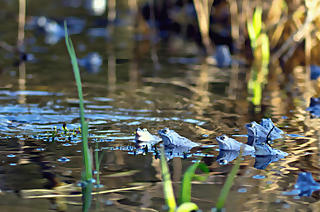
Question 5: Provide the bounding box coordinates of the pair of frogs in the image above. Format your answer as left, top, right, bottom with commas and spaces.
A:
215, 119, 288, 167
135, 118, 288, 161
135, 128, 198, 150
216, 118, 288, 157
135, 128, 199, 160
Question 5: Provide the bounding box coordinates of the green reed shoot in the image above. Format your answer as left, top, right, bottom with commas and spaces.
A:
160, 147, 176, 212
260, 34, 270, 67
179, 162, 209, 204
64, 22, 92, 181
160, 147, 210, 211
160, 146, 241, 211
95, 143, 104, 186
247, 7, 270, 106
247, 7, 270, 65
176, 202, 199, 212
247, 7, 262, 50
214, 149, 241, 211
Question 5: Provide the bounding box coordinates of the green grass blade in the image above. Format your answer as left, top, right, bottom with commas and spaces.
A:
253, 7, 262, 38
252, 79, 262, 106
247, 21, 257, 50
176, 202, 199, 212
179, 162, 209, 204
64, 21, 92, 181
215, 150, 241, 210
260, 33, 270, 66
179, 163, 198, 204
160, 147, 176, 211
95, 143, 104, 186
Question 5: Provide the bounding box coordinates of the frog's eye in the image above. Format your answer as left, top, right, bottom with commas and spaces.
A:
221, 136, 225, 140
164, 128, 170, 134
143, 128, 147, 131
248, 123, 252, 127
218, 159, 228, 165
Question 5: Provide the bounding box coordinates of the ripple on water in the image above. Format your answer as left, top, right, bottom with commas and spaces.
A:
92, 97, 113, 102
0, 90, 63, 97
62, 143, 72, 146
238, 188, 247, 193
57, 157, 70, 163
252, 175, 266, 179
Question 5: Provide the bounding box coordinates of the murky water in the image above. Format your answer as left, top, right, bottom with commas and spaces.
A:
0, 1, 319, 211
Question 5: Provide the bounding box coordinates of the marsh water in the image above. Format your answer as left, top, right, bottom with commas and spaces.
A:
0, 1, 319, 211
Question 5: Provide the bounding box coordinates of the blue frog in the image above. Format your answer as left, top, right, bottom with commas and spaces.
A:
246, 118, 284, 140
158, 128, 199, 149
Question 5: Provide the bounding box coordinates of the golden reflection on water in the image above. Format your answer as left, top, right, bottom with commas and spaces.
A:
191, 63, 210, 115
17, 0, 26, 104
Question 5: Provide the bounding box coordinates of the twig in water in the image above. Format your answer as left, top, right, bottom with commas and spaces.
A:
266, 126, 275, 145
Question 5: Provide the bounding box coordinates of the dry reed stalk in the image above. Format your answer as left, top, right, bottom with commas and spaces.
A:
193, 0, 214, 54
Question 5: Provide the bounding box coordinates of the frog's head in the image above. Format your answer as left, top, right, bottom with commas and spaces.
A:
215, 134, 231, 149
216, 134, 228, 144
245, 121, 259, 137
135, 128, 153, 142
158, 128, 174, 146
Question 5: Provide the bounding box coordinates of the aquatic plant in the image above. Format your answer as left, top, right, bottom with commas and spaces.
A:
193, 0, 214, 54
247, 7, 270, 66
94, 143, 104, 187
160, 146, 208, 211
213, 149, 242, 211
160, 147, 176, 212
179, 162, 209, 204
64, 22, 92, 181
247, 7, 270, 107
160, 147, 240, 211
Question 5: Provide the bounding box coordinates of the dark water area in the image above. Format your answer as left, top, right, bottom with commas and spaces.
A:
0, 0, 319, 211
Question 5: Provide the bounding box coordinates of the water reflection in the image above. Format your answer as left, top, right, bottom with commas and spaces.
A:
86, 0, 106, 16
18, 0, 26, 104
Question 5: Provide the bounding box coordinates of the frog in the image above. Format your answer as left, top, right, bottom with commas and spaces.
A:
245, 118, 284, 140
135, 128, 161, 149
254, 154, 285, 170
78, 52, 102, 73
215, 135, 255, 153
306, 97, 320, 118
158, 128, 199, 149
254, 141, 288, 157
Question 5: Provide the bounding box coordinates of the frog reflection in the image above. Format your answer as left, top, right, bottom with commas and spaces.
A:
215, 135, 288, 168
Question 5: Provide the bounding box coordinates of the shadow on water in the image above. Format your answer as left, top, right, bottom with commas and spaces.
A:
0, 0, 319, 211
